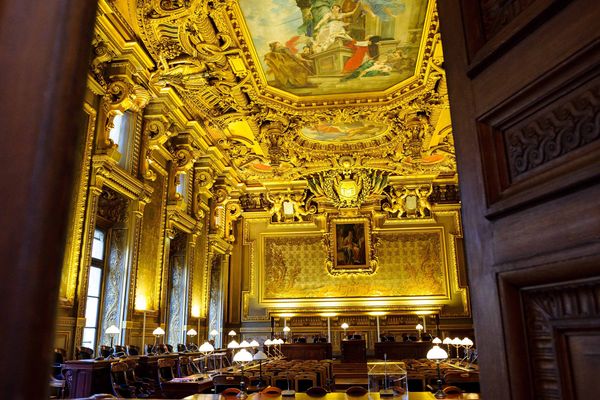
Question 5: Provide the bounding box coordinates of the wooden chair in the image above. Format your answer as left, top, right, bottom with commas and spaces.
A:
306, 386, 328, 397
110, 362, 136, 398
444, 372, 480, 393
76, 346, 94, 360
345, 386, 368, 397
272, 373, 295, 391
178, 356, 195, 377
294, 373, 317, 392
157, 358, 176, 382
123, 358, 152, 397
100, 345, 113, 358
213, 374, 244, 393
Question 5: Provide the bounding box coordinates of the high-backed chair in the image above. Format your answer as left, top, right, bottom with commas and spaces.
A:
100, 345, 113, 358
126, 345, 139, 356
178, 356, 195, 377
122, 358, 152, 397
444, 372, 480, 393
294, 373, 317, 392
157, 358, 176, 383
213, 374, 244, 393
76, 346, 94, 360
110, 362, 136, 398
272, 373, 295, 391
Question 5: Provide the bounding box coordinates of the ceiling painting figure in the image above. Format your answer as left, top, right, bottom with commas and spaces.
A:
239, 0, 430, 96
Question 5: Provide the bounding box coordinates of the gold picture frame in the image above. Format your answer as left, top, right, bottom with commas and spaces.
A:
327, 217, 377, 275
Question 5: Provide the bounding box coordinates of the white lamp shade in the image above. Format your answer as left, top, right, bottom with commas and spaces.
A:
442, 337, 452, 345
187, 328, 198, 336
228, 330, 237, 336
283, 326, 291, 333
341, 323, 349, 329
153, 327, 165, 336
253, 350, 268, 361
233, 348, 253, 363
227, 340, 240, 349
416, 324, 424, 330
240, 340, 251, 348
432, 337, 442, 344
250, 339, 259, 347
461, 337, 474, 346
199, 341, 215, 353
274, 338, 283, 344
452, 337, 462, 345
210, 329, 219, 336
426, 345, 448, 361
264, 339, 273, 346
105, 325, 120, 335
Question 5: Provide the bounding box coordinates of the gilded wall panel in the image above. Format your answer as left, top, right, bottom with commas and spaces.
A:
136, 170, 166, 310
262, 229, 447, 300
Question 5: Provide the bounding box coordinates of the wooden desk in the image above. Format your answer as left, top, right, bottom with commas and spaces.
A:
280, 343, 333, 360
341, 340, 367, 362
63, 353, 193, 398
374, 342, 432, 360
62, 359, 113, 398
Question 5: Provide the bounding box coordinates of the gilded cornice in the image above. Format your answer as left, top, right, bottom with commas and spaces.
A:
92, 155, 154, 201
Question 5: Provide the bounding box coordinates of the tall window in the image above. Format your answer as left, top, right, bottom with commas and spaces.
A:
108, 112, 133, 169
82, 228, 106, 350
176, 172, 187, 203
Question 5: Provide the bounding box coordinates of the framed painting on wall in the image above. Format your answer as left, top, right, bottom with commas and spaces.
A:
328, 217, 376, 275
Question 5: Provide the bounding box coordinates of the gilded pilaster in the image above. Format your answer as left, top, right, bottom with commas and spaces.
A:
59, 103, 97, 306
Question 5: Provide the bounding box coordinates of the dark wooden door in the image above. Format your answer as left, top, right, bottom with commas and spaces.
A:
437, 0, 600, 399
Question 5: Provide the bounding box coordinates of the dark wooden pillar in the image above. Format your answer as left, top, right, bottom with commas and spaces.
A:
0, 1, 98, 398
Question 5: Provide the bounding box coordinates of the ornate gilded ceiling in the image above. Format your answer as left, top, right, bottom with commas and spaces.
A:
120, 0, 454, 188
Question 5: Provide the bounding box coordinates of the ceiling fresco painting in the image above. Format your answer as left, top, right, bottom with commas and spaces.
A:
128, 0, 453, 186
300, 121, 389, 142
239, 0, 430, 96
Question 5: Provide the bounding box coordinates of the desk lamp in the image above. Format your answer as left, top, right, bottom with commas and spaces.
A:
253, 349, 268, 389
427, 345, 448, 398
199, 341, 215, 375
186, 328, 198, 351
233, 348, 253, 398
105, 325, 120, 349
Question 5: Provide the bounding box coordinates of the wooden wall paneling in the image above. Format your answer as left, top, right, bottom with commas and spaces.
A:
0, 1, 99, 397
438, 0, 600, 399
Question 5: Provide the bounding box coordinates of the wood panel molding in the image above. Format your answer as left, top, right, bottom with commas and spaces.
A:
461, 0, 567, 76
475, 40, 600, 216
522, 278, 600, 400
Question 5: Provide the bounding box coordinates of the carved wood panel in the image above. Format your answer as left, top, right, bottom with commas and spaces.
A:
477, 65, 600, 211
522, 278, 600, 400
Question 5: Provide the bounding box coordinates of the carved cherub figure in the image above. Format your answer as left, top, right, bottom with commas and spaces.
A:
416, 185, 433, 217
265, 191, 285, 222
